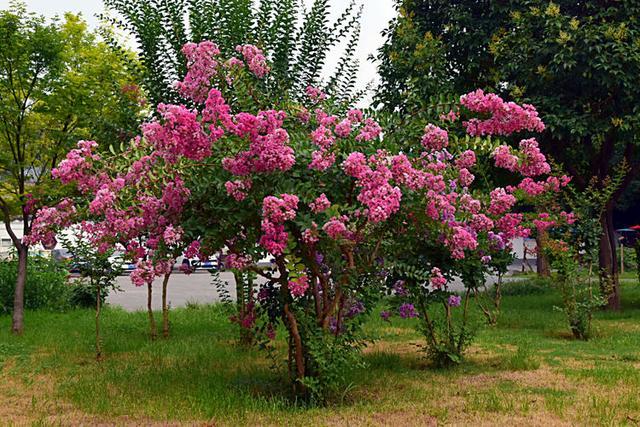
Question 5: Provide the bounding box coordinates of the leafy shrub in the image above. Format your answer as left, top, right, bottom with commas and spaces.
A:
0, 256, 70, 315
68, 280, 106, 308
497, 277, 554, 297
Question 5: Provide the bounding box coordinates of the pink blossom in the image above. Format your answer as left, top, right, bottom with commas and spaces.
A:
497, 214, 530, 239
163, 225, 183, 246
175, 41, 220, 102
323, 216, 351, 240
225, 179, 252, 201
458, 168, 475, 187
460, 89, 545, 136
143, 104, 212, 162
488, 188, 517, 216
455, 150, 476, 169
560, 211, 577, 225
305, 86, 327, 102
89, 186, 116, 215
334, 119, 352, 138
355, 118, 382, 142
493, 145, 519, 172
131, 260, 156, 287
25, 199, 76, 247
226, 253, 253, 269
430, 267, 447, 289
421, 124, 449, 151
311, 125, 336, 148
184, 240, 201, 259
308, 150, 336, 171
343, 152, 368, 179
518, 138, 551, 177
347, 109, 364, 123
289, 275, 310, 297
235, 45, 269, 78
309, 194, 331, 213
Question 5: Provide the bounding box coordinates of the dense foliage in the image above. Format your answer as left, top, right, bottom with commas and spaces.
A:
0, 257, 69, 315
103, 0, 364, 107
27, 37, 571, 400
376, 0, 640, 309
0, 2, 144, 333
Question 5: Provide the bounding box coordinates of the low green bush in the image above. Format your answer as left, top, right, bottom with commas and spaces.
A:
0, 256, 71, 315
495, 277, 554, 297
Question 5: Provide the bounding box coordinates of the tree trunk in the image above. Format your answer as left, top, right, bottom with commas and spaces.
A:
162, 272, 171, 338
536, 230, 551, 277
96, 283, 102, 361
599, 205, 620, 310
11, 244, 28, 335
147, 281, 157, 340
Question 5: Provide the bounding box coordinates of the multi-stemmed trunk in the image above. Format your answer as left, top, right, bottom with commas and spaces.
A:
275, 244, 357, 398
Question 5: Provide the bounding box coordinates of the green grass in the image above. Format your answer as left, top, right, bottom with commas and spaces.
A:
1, 280, 640, 425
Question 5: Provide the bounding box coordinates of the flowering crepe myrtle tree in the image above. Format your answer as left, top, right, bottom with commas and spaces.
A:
26, 135, 193, 340
379, 90, 574, 365
29, 42, 569, 398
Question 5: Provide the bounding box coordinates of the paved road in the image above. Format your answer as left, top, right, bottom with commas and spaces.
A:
107, 270, 508, 312
108, 271, 239, 311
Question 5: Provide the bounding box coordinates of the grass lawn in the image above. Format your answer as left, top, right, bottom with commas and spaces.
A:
1, 279, 640, 426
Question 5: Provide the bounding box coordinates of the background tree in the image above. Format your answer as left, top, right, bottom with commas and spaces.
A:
376, 0, 640, 309
0, 2, 143, 334
103, 0, 364, 108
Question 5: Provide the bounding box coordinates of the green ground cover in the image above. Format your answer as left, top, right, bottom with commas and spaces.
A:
1, 279, 640, 425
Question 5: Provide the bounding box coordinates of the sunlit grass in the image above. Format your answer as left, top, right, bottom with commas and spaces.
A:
1, 281, 640, 425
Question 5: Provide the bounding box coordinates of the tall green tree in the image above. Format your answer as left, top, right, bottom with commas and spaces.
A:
376, 0, 640, 309
103, 0, 364, 108
0, 2, 143, 334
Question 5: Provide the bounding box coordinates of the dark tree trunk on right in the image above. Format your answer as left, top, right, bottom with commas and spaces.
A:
599, 204, 620, 310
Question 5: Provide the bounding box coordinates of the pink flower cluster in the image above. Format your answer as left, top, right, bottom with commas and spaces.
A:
356, 118, 382, 142
343, 152, 402, 223
259, 194, 299, 255
421, 124, 449, 151
225, 179, 252, 201
307, 108, 367, 172
305, 86, 327, 102
222, 111, 295, 176
52, 140, 101, 193
309, 194, 331, 213
225, 253, 253, 270
236, 45, 269, 78
176, 41, 220, 102
518, 138, 551, 177
322, 216, 352, 240
143, 104, 214, 162
488, 188, 517, 216
25, 199, 76, 248
430, 267, 447, 289
460, 89, 545, 136
289, 275, 310, 297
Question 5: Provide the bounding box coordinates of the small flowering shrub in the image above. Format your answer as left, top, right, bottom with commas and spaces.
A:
544, 178, 620, 340
380, 89, 572, 365
28, 42, 569, 398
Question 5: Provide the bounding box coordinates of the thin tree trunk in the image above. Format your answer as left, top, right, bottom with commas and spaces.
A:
147, 281, 157, 340
162, 272, 171, 338
96, 283, 102, 361
599, 206, 620, 310
11, 244, 28, 335
536, 230, 551, 277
